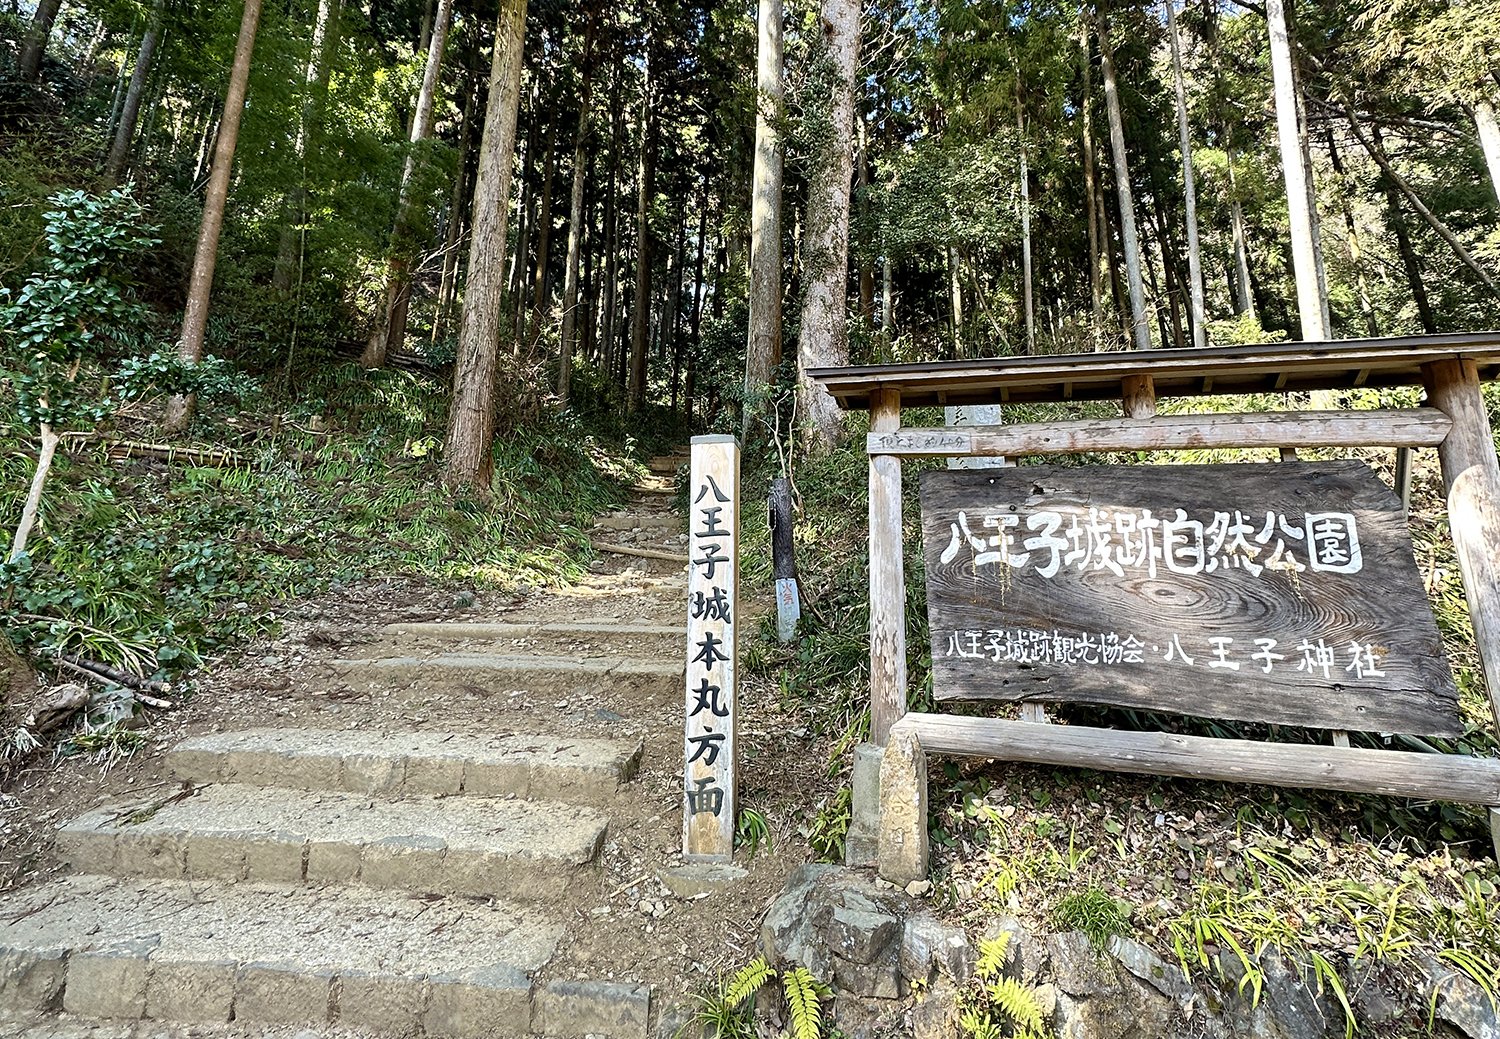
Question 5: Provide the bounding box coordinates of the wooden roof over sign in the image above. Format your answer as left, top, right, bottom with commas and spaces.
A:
805, 331, 1500, 410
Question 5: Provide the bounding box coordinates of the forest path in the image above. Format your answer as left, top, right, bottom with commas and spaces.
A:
0, 450, 794, 1039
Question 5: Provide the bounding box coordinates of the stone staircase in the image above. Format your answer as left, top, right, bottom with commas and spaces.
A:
0, 454, 699, 1038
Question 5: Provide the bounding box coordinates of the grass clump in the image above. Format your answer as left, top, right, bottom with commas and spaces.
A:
1052, 888, 1132, 951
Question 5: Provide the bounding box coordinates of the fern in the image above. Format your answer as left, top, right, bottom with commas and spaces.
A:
987, 976, 1046, 1033
782, 966, 826, 1039
724, 955, 775, 1009
960, 1008, 1006, 1039
975, 932, 1013, 980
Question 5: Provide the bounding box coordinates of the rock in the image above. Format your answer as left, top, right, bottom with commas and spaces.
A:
828, 906, 900, 966
845, 743, 883, 867
659, 862, 747, 899
1108, 936, 1192, 1005
902, 912, 972, 984
984, 916, 1047, 981
910, 979, 960, 1039
761, 864, 842, 978
876, 732, 928, 884
832, 992, 901, 1039
832, 941, 903, 1000
1218, 947, 1332, 1039
1349, 960, 1411, 1026
1048, 932, 1120, 999
1429, 959, 1500, 1039
905, 880, 933, 897
655, 999, 701, 1039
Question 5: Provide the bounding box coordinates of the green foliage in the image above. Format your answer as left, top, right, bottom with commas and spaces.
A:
0, 369, 633, 678
687, 955, 832, 1039
1052, 889, 1132, 951
736, 807, 773, 859
960, 932, 1052, 1039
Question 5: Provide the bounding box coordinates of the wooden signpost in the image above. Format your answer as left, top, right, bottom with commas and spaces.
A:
803, 333, 1500, 879
921, 461, 1461, 735
683, 435, 739, 862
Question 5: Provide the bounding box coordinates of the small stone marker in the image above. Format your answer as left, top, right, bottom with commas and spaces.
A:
683, 435, 739, 862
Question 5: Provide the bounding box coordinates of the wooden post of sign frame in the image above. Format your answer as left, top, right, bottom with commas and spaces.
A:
1423, 359, 1500, 856
683, 435, 739, 862
869, 387, 908, 745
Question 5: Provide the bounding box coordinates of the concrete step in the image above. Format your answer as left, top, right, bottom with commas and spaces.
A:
168, 728, 644, 802
57, 785, 607, 900
0, 875, 651, 1037
372, 621, 685, 659
592, 511, 681, 533
329, 653, 682, 699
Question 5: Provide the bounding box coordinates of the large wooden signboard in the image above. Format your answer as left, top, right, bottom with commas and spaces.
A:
920, 461, 1462, 736
683, 435, 739, 862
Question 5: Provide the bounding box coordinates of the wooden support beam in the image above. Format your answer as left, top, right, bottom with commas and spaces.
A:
1423, 359, 1500, 733
1121, 374, 1155, 419
867, 408, 1452, 458
868, 387, 907, 746
894, 713, 1500, 805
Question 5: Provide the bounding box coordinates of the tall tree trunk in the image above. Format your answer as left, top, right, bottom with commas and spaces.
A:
434, 68, 480, 341
163, 0, 262, 433
19, 0, 63, 80
1080, 30, 1104, 332
744, 0, 784, 434
363, 0, 453, 368
795, 0, 860, 449
1344, 104, 1499, 294
880, 253, 894, 355
273, 0, 342, 294
1226, 148, 1257, 319
1166, 0, 1205, 348
1475, 98, 1500, 209
104, 0, 164, 185
558, 13, 598, 404
856, 115, 875, 327
1326, 128, 1378, 336
628, 51, 656, 413
1097, 9, 1151, 349
527, 128, 558, 347
947, 246, 964, 355
1265, 0, 1326, 339
444, 0, 528, 491
1016, 89, 1034, 353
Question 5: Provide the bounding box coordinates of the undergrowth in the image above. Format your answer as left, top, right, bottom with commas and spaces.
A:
0, 365, 644, 683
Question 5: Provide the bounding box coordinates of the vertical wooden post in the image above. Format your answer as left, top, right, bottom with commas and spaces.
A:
682, 434, 739, 862
1424, 360, 1500, 719
1121, 374, 1155, 419
1424, 359, 1500, 859
869, 387, 907, 746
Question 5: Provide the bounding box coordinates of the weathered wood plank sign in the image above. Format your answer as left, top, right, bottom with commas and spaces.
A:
920, 461, 1461, 736
683, 434, 739, 861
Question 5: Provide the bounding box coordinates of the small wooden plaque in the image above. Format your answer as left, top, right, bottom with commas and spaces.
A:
920, 461, 1461, 736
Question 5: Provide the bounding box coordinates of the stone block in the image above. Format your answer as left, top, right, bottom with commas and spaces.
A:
534, 979, 651, 1038
0, 946, 68, 1012
441, 849, 516, 898
828, 906, 900, 965
461, 760, 531, 798
240, 831, 307, 883
659, 862, 747, 899
876, 732, 928, 885
63, 941, 155, 1018
54, 828, 117, 875
342, 753, 406, 796
183, 833, 248, 880
223, 747, 286, 786
167, 747, 223, 783
280, 751, 344, 792
401, 756, 466, 796
423, 965, 533, 1038
845, 743, 883, 867
359, 834, 448, 892
338, 970, 431, 1032
910, 979, 959, 1039
1108, 936, 1191, 1005
234, 962, 332, 1025
305, 839, 362, 883
144, 958, 236, 1022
